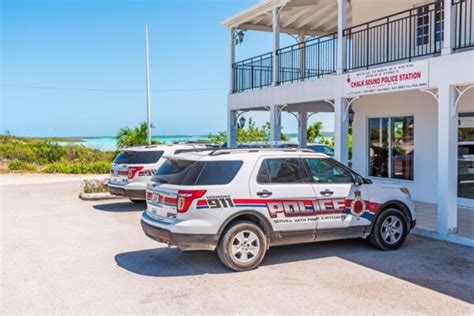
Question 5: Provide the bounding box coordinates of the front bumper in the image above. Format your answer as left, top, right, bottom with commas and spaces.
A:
141, 215, 218, 251
107, 183, 146, 199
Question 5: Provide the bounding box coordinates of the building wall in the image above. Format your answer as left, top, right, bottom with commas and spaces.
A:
351, 87, 472, 204
351, 0, 433, 26
351, 90, 439, 203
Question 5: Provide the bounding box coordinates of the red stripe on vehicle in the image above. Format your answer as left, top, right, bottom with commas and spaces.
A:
196, 200, 208, 206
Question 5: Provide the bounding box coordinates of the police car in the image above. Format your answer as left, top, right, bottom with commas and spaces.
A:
141, 148, 416, 271
108, 144, 207, 202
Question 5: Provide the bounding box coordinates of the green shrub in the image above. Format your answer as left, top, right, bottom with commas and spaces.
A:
44, 161, 110, 174
8, 160, 37, 172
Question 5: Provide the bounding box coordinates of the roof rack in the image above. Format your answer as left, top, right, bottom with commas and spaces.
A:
208, 147, 315, 156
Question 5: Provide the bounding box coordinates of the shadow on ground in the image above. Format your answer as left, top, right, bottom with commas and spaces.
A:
93, 201, 146, 212
115, 235, 474, 304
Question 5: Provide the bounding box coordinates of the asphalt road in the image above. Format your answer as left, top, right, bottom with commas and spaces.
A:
1, 175, 474, 314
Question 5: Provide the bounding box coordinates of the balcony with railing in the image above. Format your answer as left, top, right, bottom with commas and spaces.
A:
231, 0, 474, 93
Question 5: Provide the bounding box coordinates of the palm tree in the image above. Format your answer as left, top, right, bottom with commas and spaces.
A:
116, 122, 157, 148
307, 121, 323, 142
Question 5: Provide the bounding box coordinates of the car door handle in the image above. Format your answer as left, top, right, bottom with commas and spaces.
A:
257, 190, 272, 197
320, 189, 334, 196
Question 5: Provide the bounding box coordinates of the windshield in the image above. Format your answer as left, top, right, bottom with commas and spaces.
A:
113, 150, 164, 164
308, 145, 334, 155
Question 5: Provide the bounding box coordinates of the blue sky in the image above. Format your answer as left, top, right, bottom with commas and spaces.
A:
1, 0, 334, 137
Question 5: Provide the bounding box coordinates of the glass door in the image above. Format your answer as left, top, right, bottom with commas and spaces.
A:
458, 112, 474, 202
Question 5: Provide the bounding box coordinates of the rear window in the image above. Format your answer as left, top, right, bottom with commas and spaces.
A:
113, 150, 164, 164
153, 159, 243, 185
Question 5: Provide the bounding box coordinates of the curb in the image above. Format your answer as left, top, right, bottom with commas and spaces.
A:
79, 192, 124, 201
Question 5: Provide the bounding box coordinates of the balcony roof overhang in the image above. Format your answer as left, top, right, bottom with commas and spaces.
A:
222, 0, 352, 37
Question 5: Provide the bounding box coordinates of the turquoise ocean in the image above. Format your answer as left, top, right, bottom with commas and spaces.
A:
59, 133, 333, 151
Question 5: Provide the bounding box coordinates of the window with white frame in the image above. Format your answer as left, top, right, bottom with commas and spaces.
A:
368, 116, 414, 180
416, 3, 443, 46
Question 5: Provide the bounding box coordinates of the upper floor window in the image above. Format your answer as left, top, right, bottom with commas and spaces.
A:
416, 3, 443, 46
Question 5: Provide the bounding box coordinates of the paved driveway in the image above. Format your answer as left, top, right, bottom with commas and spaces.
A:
1, 175, 473, 314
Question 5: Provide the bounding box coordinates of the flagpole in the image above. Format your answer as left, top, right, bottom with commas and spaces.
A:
145, 24, 152, 145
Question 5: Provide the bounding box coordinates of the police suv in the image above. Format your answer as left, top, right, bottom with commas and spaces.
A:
141, 148, 416, 271
108, 144, 206, 202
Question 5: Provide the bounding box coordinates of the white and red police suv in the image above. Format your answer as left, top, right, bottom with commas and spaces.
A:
141, 148, 416, 271
108, 144, 207, 202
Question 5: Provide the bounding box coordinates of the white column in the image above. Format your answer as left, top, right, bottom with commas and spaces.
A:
229, 28, 236, 92
227, 110, 237, 148
437, 85, 458, 235
336, 0, 347, 74
442, 0, 453, 55
334, 97, 349, 164
298, 33, 306, 79
270, 105, 281, 142
272, 7, 281, 85
298, 112, 308, 147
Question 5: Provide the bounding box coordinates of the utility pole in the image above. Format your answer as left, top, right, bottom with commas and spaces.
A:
145, 24, 152, 145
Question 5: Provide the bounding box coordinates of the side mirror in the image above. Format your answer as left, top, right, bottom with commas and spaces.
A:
354, 175, 364, 186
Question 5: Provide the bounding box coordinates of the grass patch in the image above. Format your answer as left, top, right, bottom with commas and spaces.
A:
8, 160, 38, 172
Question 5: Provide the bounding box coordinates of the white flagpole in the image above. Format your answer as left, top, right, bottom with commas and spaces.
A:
145, 24, 152, 145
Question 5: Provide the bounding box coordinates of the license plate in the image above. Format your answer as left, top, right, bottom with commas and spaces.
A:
111, 175, 127, 184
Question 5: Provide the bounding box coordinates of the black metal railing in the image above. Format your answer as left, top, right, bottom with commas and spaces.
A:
231, 0, 474, 93
344, 2, 444, 71
277, 33, 337, 84
453, 0, 474, 50
232, 52, 273, 93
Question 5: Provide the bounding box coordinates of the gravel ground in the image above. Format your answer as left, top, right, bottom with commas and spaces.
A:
1, 175, 473, 314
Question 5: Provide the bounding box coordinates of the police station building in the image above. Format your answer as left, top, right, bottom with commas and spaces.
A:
223, 0, 474, 246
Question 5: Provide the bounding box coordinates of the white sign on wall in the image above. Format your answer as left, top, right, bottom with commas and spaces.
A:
344, 61, 429, 97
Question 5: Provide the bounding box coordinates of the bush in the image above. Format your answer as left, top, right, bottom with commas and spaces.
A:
44, 161, 110, 174
8, 160, 37, 172
81, 179, 108, 194
0, 136, 115, 164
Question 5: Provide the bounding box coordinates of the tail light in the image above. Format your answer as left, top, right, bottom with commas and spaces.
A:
177, 190, 207, 213
128, 166, 144, 179
146, 191, 153, 200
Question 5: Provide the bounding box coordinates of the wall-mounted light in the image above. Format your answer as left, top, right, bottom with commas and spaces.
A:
349, 108, 355, 124
234, 30, 245, 45
238, 116, 246, 129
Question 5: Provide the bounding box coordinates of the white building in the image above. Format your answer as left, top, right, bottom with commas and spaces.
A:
223, 0, 474, 246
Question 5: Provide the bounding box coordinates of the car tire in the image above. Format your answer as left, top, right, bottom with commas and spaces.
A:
368, 208, 408, 250
217, 220, 267, 272
129, 199, 145, 204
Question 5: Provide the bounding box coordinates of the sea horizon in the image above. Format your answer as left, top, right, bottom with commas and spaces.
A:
52, 132, 334, 151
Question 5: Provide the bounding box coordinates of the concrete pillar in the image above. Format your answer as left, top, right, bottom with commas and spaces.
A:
298, 112, 308, 147
229, 28, 236, 93
227, 110, 237, 148
442, 0, 453, 55
336, 0, 347, 74
298, 33, 306, 79
272, 7, 280, 85
437, 85, 458, 235
334, 97, 349, 164
270, 105, 281, 142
